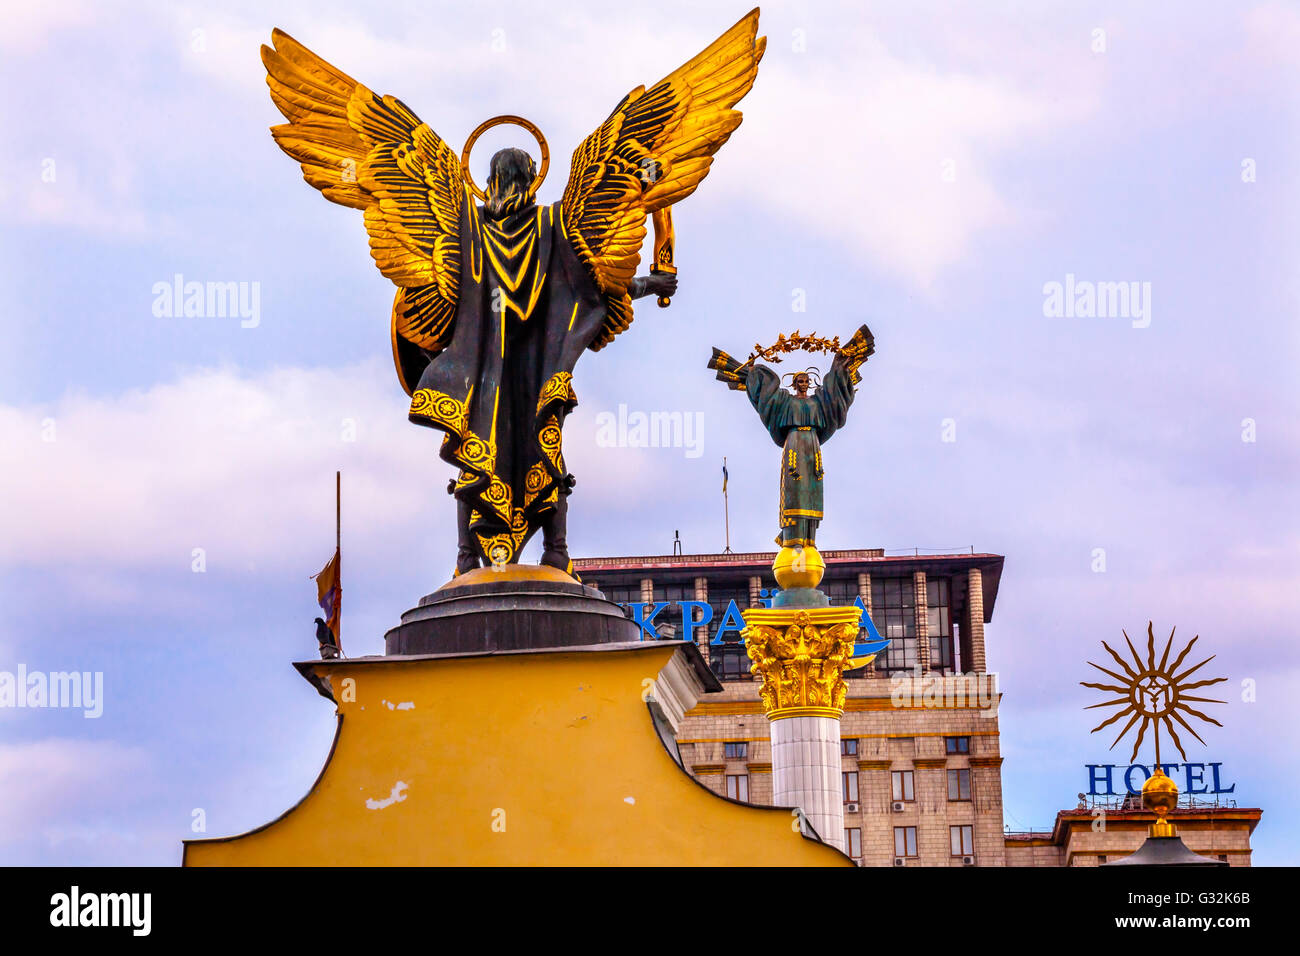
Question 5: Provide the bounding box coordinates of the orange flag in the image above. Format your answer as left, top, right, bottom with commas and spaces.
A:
313, 549, 341, 648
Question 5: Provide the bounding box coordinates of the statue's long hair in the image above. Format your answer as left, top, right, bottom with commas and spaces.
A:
485, 148, 536, 217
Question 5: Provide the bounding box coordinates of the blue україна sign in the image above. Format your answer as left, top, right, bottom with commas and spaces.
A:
620, 593, 883, 644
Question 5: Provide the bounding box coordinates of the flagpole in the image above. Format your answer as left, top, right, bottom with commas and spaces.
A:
723, 456, 732, 553
336, 470, 341, 650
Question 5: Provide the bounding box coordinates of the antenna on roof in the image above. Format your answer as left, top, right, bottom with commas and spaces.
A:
673, 529, 682, 556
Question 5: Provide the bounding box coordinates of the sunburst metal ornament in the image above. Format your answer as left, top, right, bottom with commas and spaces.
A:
1081, 622, 1227, 766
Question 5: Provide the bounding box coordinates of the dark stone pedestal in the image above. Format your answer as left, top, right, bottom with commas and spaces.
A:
384, 564, 639, 655
1102, 834, 1229, 866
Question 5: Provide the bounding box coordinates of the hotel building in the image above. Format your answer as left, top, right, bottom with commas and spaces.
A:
574, 548, 1260, 866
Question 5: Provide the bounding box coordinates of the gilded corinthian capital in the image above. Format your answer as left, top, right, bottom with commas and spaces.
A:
742, 607, 862, 720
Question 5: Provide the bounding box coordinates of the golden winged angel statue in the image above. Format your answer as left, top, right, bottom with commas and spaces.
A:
262, 10, 765, 578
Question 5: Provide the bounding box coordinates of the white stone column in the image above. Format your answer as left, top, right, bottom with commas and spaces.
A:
770, 715, 844, 850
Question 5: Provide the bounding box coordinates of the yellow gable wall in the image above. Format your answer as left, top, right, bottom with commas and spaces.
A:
185, 645, 851, 866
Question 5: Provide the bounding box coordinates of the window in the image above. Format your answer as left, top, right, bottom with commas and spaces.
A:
927, 577, 954, 673
1097, 855, 1108, 865
708, 584, 750, 642
945, 736, 970, 755
891, 770, 915, 802
823, 577, 862, 608
871, 577, 916, 674
841, 738, 858, 756
950, 825, 973, 856
844, 828, 862, 858
724, 741, 747, 760
894, 826, 918, 858
710, 645, 752, 682
947, 768, 971, 801
824, 577, 870, 676
603, 584, 642, 606
842, 771, 859, 803
651, 582, 694, 604
725, 774, 749, 802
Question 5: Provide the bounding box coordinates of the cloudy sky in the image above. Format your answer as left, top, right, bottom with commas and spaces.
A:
1, 0, 1297, 865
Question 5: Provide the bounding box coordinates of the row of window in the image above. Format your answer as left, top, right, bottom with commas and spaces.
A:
847, 736, 971, 757
721, 737, 971, 761
722, 769, 973, 805
605, 576, 962, 679
889, 825, 975, 859
609, 576, 949, 615
841, 826, 976, 860
847, 768, 972, 803
718, 643, 959, 680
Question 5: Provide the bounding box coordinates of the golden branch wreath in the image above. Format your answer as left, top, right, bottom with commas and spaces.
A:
738, 330, 844, 371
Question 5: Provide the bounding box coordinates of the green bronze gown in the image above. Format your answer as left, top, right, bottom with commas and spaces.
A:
747, 359, 856, 545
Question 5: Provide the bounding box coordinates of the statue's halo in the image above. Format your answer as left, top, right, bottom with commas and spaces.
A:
460, 114, 550, 201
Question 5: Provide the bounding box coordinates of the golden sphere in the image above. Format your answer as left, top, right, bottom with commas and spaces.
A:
1142, 767, 1180, 817
773, 545, 825, 590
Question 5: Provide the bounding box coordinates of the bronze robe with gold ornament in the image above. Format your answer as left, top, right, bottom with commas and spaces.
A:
404, 194, 608, 565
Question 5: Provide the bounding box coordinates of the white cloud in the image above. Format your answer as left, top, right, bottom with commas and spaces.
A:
0, 361, 414, 571
0, 360, 667, 575
1241, 2, 1300, 72
2, 1, 1105, 286
716, 29, 1097, 289
17, 155, 158, 239
0, 0, 98, 54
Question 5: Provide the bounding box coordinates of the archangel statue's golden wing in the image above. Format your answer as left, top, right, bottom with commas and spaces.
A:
261, 30, 465, 393
561, 8, 766, 349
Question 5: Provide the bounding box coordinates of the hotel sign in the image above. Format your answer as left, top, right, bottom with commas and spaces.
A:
1086, 762, 1236, 796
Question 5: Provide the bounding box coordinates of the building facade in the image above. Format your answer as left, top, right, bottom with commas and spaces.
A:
574, 548, 1259, 866
1005, 804, 1261, 866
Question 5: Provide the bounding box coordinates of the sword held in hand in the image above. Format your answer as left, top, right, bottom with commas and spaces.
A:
651, 207, 676, 308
